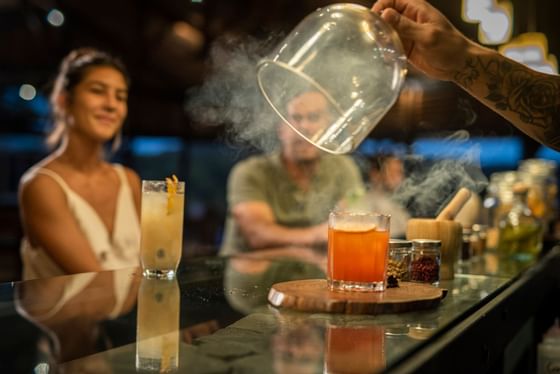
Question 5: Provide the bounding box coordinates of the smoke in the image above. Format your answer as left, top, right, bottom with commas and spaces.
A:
186, 35, 489, 222
185, 34, 284, 152
393, 131, 488, 218
456, 97, 477, 127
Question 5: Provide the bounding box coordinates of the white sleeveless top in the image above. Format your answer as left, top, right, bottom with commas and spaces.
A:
20, 164, 141, 280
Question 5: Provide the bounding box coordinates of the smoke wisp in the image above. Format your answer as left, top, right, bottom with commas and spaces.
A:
394, 131, 489, 218
185, 34, 284, 152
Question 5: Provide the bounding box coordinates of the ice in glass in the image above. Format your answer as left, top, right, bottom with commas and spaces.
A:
140, 177, 185, 279
327, 211, 390, 292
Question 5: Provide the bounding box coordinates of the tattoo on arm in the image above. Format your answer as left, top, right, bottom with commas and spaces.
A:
454, 56, 560, 145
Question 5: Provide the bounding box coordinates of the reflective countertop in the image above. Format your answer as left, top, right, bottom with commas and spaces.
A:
0, 251, 541, 373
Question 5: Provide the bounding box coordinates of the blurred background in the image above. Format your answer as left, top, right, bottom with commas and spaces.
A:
1, 0, 559, 281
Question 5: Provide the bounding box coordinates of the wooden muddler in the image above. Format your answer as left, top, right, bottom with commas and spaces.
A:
436, 188, 472, 221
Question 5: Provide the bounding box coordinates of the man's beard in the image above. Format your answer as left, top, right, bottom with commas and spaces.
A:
294, 155, 320, 169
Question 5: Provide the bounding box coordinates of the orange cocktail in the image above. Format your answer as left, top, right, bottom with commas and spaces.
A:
325, 325, 386, 373
327, 212, 390, 292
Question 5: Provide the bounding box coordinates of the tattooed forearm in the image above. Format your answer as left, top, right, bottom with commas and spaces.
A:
454, 57, 480, 88
454, 54, 560, 148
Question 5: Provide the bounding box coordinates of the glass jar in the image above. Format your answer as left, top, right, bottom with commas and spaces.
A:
410, 239, 441, 285
484, 171, 519, 250
519, 159, 558, 226
471, 224, 488, 258
460, 227, 473, 262
497, 183, 544, 260
485, 172, 518, 225
387, 239, 412, 283
518, 171, 548, 221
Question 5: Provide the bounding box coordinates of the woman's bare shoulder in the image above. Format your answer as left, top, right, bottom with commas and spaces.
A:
20, 173, 64, 202
20, 155, 55, 183
19, 158, 66, 203
122, 166, 141, 186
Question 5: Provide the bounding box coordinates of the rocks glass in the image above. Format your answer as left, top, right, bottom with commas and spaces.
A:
327, 211, 390, 292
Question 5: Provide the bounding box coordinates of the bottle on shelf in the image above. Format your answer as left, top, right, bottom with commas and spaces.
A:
496, 183, 544, 260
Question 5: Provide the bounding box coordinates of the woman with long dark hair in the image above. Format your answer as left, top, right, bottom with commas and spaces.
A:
18, 48, 141, 279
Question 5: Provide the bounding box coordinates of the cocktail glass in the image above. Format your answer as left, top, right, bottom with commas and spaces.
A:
140, 179, 185, 279
327, 211, 390, 292
136, 276, 180, 372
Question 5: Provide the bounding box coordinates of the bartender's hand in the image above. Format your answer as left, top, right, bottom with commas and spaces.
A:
373, 0, 560, 151
372, 0, 480, 81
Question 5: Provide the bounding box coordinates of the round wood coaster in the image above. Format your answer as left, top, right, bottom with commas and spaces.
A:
268, 279, 447, 315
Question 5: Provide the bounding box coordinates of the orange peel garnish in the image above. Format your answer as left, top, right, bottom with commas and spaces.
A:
166, 174, 179, 214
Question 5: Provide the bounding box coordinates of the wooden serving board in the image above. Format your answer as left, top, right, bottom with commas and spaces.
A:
268, 279, 447, 315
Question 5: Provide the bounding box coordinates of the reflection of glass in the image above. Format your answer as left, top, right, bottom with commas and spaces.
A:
325, 325, 386, 373
407, 322, 438, 341
140, 180, 185, 279
271, 318, 324, 374
257, 3, 406, 154
136, 277, 180, 372
225, 256, 325, 315
328, 211, 390, 292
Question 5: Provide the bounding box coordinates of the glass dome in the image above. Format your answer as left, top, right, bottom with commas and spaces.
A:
257, 3, 407, 154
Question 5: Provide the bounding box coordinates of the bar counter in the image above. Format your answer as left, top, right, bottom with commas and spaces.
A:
1, 247, 559, 373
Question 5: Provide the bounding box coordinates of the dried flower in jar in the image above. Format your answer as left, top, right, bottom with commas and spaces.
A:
410, 256, 440, 283
387, 258, 408, 280
410, 239, 441, 284
387, 239, 412, 285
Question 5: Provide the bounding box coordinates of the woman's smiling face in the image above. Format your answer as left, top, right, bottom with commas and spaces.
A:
63, 65, 129, 143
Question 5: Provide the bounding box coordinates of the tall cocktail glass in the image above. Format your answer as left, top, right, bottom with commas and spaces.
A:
327, 211, 390, 292
140, 179, 185, 279
136, 276, 180, 372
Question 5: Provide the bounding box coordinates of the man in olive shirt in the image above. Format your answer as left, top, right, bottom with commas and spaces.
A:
220, 91, 365, 256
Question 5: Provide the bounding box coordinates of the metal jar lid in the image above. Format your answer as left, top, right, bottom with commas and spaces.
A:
389, 239, 413, 249
472, 224, 488, 232
411, 239, 442, 250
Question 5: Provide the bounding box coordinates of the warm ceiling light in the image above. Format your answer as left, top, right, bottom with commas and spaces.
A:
462, 0, 491, 22
499, 33, 558, 74
172, 21, 205, 52
462, 0, 512, 45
